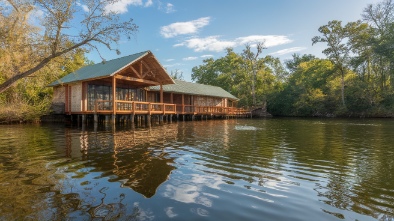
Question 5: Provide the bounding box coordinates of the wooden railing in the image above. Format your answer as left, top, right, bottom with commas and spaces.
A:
94, 100, 176, 115
176, 105, 250, 116
93, 100, 250, 116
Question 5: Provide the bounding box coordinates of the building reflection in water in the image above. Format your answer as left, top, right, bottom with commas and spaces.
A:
64, 123, 178, 198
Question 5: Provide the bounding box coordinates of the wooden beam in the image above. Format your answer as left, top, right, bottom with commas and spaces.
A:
141, 60, 154, 78
129, 66, 141, 78
141, 60, 150, 70
115, 75, 159, 85
140, 62, 143, 78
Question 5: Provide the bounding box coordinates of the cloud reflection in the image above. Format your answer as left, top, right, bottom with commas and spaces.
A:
162, 173, 223, 208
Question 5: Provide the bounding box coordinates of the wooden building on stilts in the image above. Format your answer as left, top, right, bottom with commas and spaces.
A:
49, 51, 250, 124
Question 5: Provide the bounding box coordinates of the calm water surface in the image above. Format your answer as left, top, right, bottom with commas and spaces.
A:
0, 118, 393, 221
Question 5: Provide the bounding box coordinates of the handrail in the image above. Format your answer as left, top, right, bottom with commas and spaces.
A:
94, 100, 249, 116
175, 104, 250, 115
94, 100, 176, 115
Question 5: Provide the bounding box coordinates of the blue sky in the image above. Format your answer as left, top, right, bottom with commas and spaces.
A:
86, 0, 378, 82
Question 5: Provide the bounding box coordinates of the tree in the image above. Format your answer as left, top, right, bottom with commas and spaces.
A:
241, 42, 266, 106
362, 0, 393, 36
192, 57, 219, 85
264, 55, 288, 82
285, 54, 316, 73
312, 20, 351, 107
0, 0, 138, 93
169, 69, 184, 80
362, 0, 394, 88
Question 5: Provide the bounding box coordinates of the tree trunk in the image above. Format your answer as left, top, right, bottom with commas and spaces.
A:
341, 69, 346, 107
252, 69, 256, 106
0, 40, 88, 93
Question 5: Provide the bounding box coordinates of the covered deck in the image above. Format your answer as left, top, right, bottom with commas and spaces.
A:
49, 51, 251, 124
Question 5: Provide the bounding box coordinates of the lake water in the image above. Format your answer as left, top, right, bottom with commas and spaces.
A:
0, 118, 393, 221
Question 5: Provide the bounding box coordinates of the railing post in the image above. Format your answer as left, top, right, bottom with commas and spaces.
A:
94, 100, 98, 123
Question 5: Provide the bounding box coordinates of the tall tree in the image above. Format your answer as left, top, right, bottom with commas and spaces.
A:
362, 0, 394, 88
0, 0, 138, 93
285, 54, 317, 73
312, 20, 351, 107
191, 57, 219, 85
242, 42, 266, 106
170, 69, 184, 80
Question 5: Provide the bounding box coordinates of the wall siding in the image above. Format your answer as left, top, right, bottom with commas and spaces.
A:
71, 83, 82, 112
53, 86, 66, 103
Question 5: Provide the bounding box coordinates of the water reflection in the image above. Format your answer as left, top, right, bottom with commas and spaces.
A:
1, 119, 394, 220
63, 123, 178, 198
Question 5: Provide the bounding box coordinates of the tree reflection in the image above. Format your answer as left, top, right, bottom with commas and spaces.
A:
69, 123, 178, 198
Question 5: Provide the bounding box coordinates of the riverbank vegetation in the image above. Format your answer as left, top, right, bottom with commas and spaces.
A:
192, 0, 394, 117
1, 1, 393, 123
0, 0, 137, 123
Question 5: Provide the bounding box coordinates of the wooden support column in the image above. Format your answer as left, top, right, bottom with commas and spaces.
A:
182, 94, 185, 113
65, 85, 69, 114
112, 76, 116, 114
82, 82, 87, 112
160, 83, 163, 103
191, 95, 194, 113
112, 76, 116, 124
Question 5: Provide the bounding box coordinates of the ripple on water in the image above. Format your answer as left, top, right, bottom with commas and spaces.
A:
0, 119, 394, 221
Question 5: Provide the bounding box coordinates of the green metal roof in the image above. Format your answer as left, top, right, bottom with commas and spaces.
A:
49, 51, 149, 86
150, 79, 238, 101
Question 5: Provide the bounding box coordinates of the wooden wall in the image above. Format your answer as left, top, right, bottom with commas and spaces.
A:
53, 86, 66, 103
71, 83, 82, 112
194, 96, 223, 107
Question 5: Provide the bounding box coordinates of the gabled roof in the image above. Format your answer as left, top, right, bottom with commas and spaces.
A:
150, 79, 238, 101
49, 51, 174, 86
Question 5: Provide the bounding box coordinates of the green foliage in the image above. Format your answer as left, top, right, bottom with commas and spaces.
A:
192, 47, 281, 109
0, 49, 90, 123
191, 0, 394, 118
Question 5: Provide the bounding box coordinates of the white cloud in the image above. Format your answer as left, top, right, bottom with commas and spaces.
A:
162, 174, 223, 206
145, 0, 153, 7
165, 207, 178, 218
165, 3, 175, 13
104, 0, 156, 14
163, 63, 182, 68
160, 17, 211, 38
236, 35, 293, 47
76, 2, 89, 12
175, 36, 236, 52
201, 55, 213, 58
174, 35, 293, 52
183, 57, 198, 61
30, 8, 45, 19
158, 2, 176, 13
165, 59, 175, 62
269, 47, 307, 56
27, 8, 45, 25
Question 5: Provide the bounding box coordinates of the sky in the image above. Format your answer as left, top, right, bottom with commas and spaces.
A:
85, 0, 378, 82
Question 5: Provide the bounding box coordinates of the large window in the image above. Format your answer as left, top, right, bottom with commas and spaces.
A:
87, 84, 146, 111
